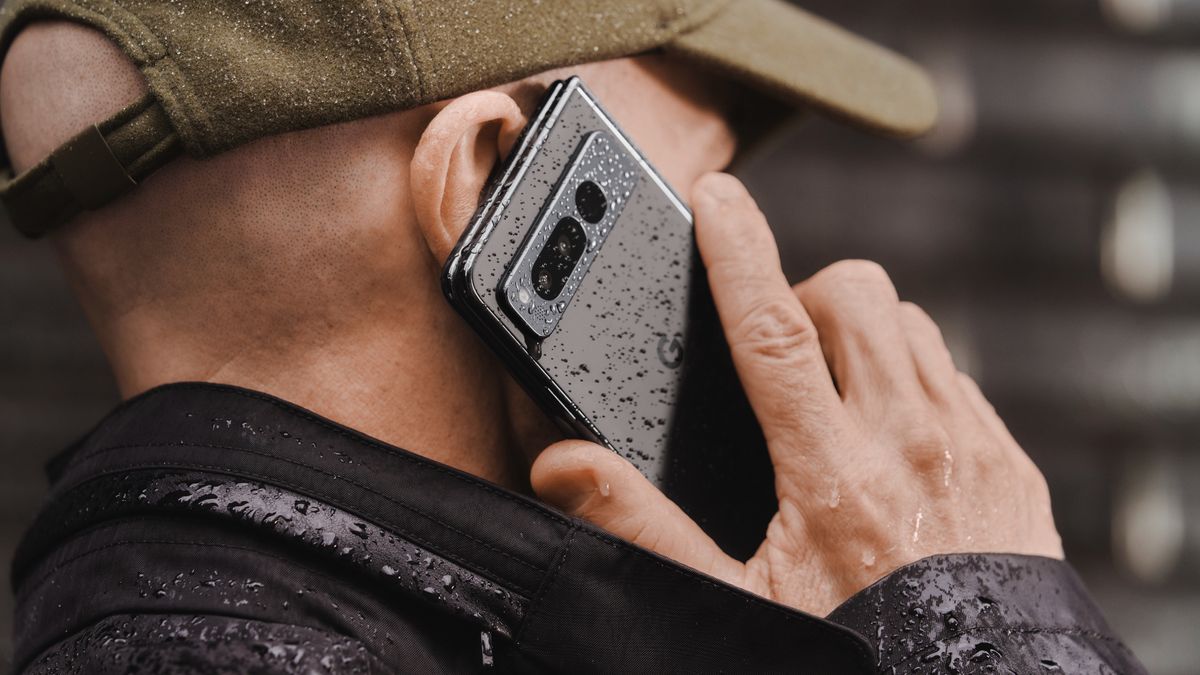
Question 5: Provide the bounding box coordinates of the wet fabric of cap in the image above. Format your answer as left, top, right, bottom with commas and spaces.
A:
0, 0, 938, 237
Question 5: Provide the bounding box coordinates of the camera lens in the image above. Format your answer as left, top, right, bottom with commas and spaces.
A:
531, 217, 587, 300
575, 180, 607, 224
533, 265, 557, 299
549, 216, 586, 261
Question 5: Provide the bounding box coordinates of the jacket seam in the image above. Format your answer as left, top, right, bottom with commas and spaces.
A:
52, 448, 543, 594
885, 623, 1136, 671
28, 618, 387, 674
513, 523, 578, 648
22, 536, 361, 613
16, 536, 396, 670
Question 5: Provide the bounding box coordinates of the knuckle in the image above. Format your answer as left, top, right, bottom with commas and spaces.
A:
898, 416, 953, 471
1019, 454, 1051, 493
819, 259, 898, 300
958, 372, 983, 395
899, 301, 936, 330
733, 298, 816, 363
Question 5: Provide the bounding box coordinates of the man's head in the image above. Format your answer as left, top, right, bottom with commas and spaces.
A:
0, 21, 756, 484
0, 2, 936, 486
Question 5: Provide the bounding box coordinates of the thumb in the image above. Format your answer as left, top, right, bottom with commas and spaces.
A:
531, 440, 746, 585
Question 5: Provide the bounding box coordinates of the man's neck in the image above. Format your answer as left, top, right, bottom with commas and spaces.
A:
97, 294, 540, 492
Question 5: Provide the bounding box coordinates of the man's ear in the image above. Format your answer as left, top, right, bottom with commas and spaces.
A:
411, 91, 527, 265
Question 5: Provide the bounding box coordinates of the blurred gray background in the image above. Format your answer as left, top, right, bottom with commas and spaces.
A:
2, 0, 1199, 672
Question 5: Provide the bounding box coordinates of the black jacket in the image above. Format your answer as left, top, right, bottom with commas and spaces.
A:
11, 383, 1144, 673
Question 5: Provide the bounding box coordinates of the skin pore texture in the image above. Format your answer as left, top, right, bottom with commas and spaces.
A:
2, 21, 1062, 616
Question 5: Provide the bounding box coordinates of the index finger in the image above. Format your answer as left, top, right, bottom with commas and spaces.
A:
691, 173, 845, 465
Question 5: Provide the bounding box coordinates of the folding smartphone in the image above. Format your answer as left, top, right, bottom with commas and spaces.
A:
443, 78, 773, 558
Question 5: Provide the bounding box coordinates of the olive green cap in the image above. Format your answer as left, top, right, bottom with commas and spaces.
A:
0, 0, 937, 237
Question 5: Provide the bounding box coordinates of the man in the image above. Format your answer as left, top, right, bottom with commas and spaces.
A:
0, 0, 1144, 672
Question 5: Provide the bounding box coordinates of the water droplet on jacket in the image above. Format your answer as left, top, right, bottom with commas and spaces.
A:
321, 532, 337, 546
293, 500, 310, 514
441, 574, 455, 591
349, 522, 368, 538
969, 642, 1001, 662
1040, 659, 1062, 671
382, 565, 397, 577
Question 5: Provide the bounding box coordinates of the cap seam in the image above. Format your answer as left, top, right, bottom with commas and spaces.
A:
0, 0, 162, 62
660, 0, 731, 40
0, 1, 213, 155
141, 59, 212, 155
76, 0, 215, 150
387, 0, 428, 103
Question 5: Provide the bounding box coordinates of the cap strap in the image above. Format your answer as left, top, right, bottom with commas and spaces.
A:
1, 94, 182, 238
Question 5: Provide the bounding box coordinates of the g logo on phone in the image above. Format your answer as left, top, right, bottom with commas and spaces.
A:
656, 333, 684, 369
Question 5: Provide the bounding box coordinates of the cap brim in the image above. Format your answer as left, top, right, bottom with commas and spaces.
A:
668, 0, 938, 138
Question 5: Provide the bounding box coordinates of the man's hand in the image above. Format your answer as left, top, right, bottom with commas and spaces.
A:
530, 173, 1063, 616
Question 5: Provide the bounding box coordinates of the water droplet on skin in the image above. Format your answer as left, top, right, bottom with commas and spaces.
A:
861, 550, 876, 567
827, 484, 841, 509
598, 482, 611, 498
912, 509, 924, 543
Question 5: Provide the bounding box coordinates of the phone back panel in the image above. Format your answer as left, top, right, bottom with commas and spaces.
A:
453, 80, 775, 558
